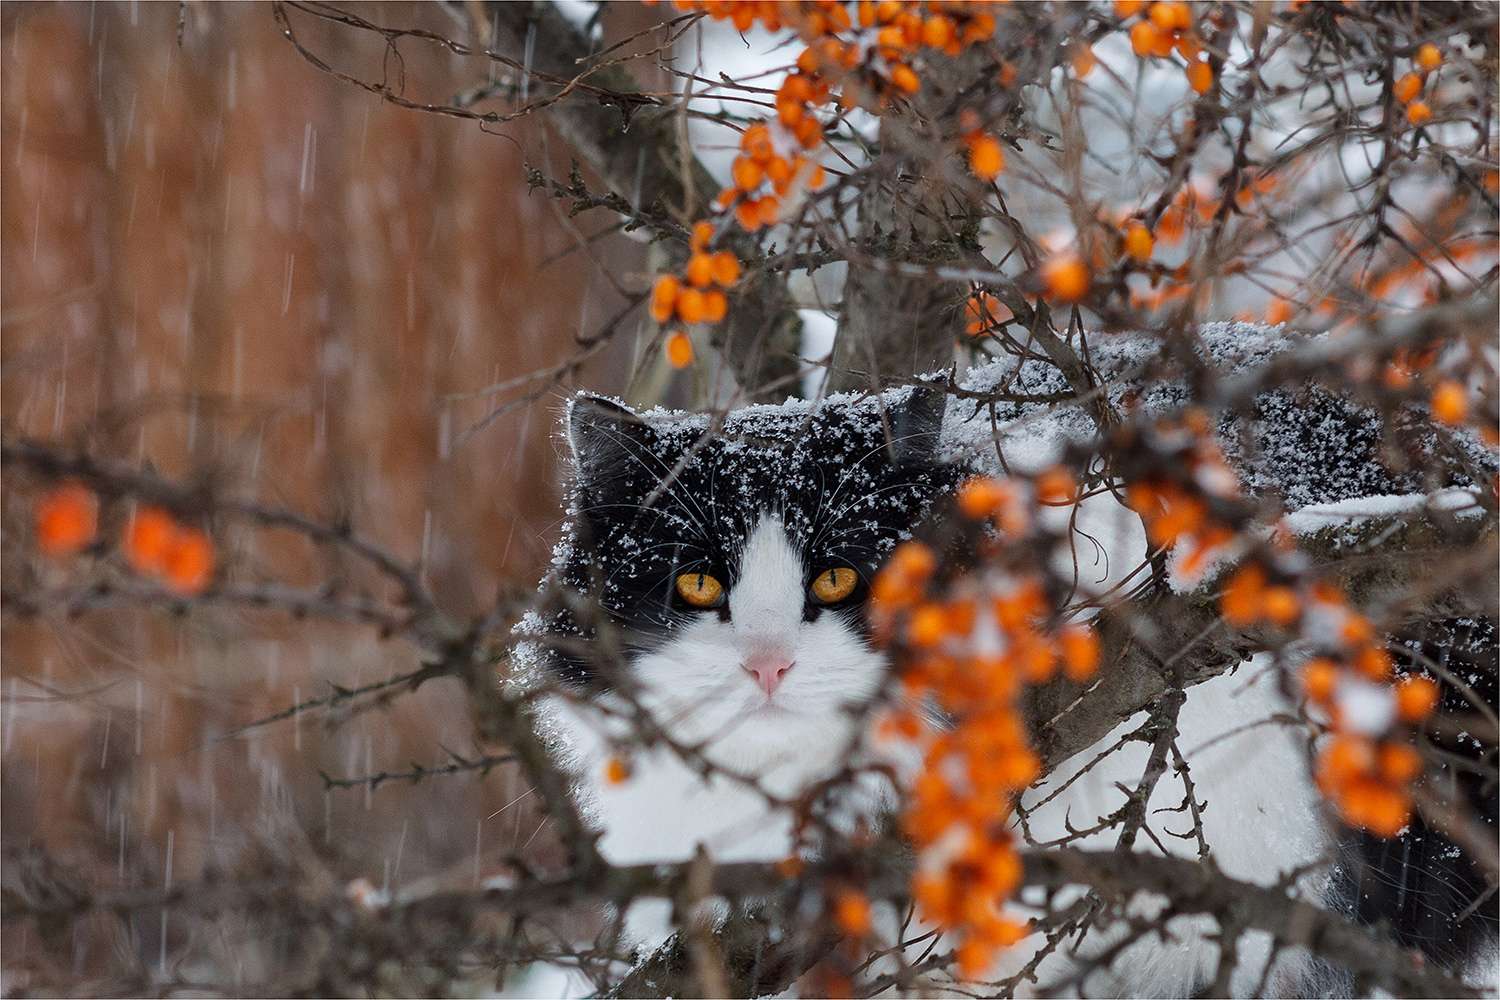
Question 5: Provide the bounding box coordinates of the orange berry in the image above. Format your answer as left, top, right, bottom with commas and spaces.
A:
666, 330, 694, 369
1406, 100, 1432, 125
731, 156, 764, 192
766, 155, 794, 191
702, 289, 728, 323
1070, 44, 1096, 78
1261, 585, 1301, 627
1355, 647, 1394, 682
1430, 379, 1469, 425
757, 195, 782, 227
736, 199, 764, 231
1034, 466, 1076, 504
1393, 72, 1422, 104
1319, 735, 1375, 788
676, 288, 707, 325
1302, 658, 1340, 703
692, 220, 714, 248
1220, 563, 1267, 626
1415, 43, 1442, 75
650, 274, 681, 323
686, 252, 715, 288
968, 134, 1004, 180
957, 476, 1005, 519
711, 252, 740, 287
1114, 0, 1145, 15
1174, 32, 1202, 60
1122, 221, 1154, 261
997, 61, 1018, 87
833, 889, 873, 937
1186, 59, 1213, 94
921, 15, 955, 49
891, 62, 921, 95
163, 526, 215, 596
1040, 254, 1090, 303
124, 507, 177, 577
890, 540, 937, 582
1130, 20, 1160, 56
1395, 675, 1440, 722
1059, 625, 1101, 681
35, 481, 98, 557
605, 756, 631, 784
965, 12, 995, 41
1377, 742, 1424, 784
908, 603, 950, 648
875, 0, 902, 24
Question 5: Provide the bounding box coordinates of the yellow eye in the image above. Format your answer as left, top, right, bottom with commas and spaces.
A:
675, 572, 725, 608
811, 567, 858, 603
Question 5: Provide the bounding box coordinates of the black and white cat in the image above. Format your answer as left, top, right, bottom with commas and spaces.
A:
525, 337, 1496, 995
534, 386, 953, 872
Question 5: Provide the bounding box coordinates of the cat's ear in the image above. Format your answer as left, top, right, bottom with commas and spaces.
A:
567, 394, 655, 481
884, 382, 948, 467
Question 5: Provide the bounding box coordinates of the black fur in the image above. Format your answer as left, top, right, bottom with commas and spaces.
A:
547, 386, 957, 688
1325, 616, 1499, 978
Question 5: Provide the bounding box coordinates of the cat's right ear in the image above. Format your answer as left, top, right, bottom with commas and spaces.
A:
567, 394, 654, 482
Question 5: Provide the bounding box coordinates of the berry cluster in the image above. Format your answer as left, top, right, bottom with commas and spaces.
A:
1116, 1, 1216, 95
1112, 413, 1443, 839
871, 472, 1100, 978
33, 481, 216, 597
649, 221, 743, 366
1394, 42, 1443, 126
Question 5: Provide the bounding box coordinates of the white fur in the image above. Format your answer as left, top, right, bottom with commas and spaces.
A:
992, 657, 1329, 996
541, 518, 890, 946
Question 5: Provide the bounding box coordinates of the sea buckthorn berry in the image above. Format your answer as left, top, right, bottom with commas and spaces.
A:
1261, 585, 1301, 627
124, 507, 177, 577
922, 14, 955, 49
666, 330, 694, 369
1070, 44, 1096, 78
735, 199, 764, 230
1430, 379, 1469, 425
686, 252, 715, 288
1318, 734, 1375, 787
1415, 43, 1442, 75
732, 156, 763, 192
833, 889, 873, 937
1302, 657, 1339, 703
968, 134, 1005, 181
890, 540, 937, 583
757, 195, 782, 227
1377, 742, 1424, 783
1114, 0, 1145, 15
1406, 100, 1432, 125
692, 220, 714, 247
1395, 675, 1440, 722
676, 287, 707, 324
891, 63, 921, 95
1220, 563, 1267, 626
702, 289, 728, 323
1394, 72, 1422, 104
1356, 647, 1394, 682
163, 526, 215, 596
1035, 467, 1076, 504
651, 275, 681, 323
1122, 221, 1155, 261
1131, 20, 1160, 57
957, 476, 1005, 519
997, 61, 1018, 88
1175, 32, 1202, 60
604, 756, 631, 784
1059, 625, 1101, 681
35, 481, 98, 557
1040, 254, 1090, 303
908, 603, 950, 648
1186, 59, 1213, 94
711, 252, 740, 286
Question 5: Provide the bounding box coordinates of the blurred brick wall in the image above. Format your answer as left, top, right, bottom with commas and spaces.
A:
2, 3, 650, 982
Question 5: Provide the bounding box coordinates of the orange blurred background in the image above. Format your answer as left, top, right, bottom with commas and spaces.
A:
2, 3, 661, 984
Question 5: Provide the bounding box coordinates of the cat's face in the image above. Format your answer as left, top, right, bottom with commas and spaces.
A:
551, 387, 953, 771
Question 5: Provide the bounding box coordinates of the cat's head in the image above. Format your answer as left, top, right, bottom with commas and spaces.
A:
547, 385, 955, 771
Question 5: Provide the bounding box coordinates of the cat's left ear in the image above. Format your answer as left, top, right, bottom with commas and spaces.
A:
885, 381, 948, 467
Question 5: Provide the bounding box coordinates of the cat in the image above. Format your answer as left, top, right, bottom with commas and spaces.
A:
525, 336, 1496, 995
531, 385, 954, 874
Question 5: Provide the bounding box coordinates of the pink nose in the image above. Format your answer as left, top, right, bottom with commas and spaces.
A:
744, 653, 793, 696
